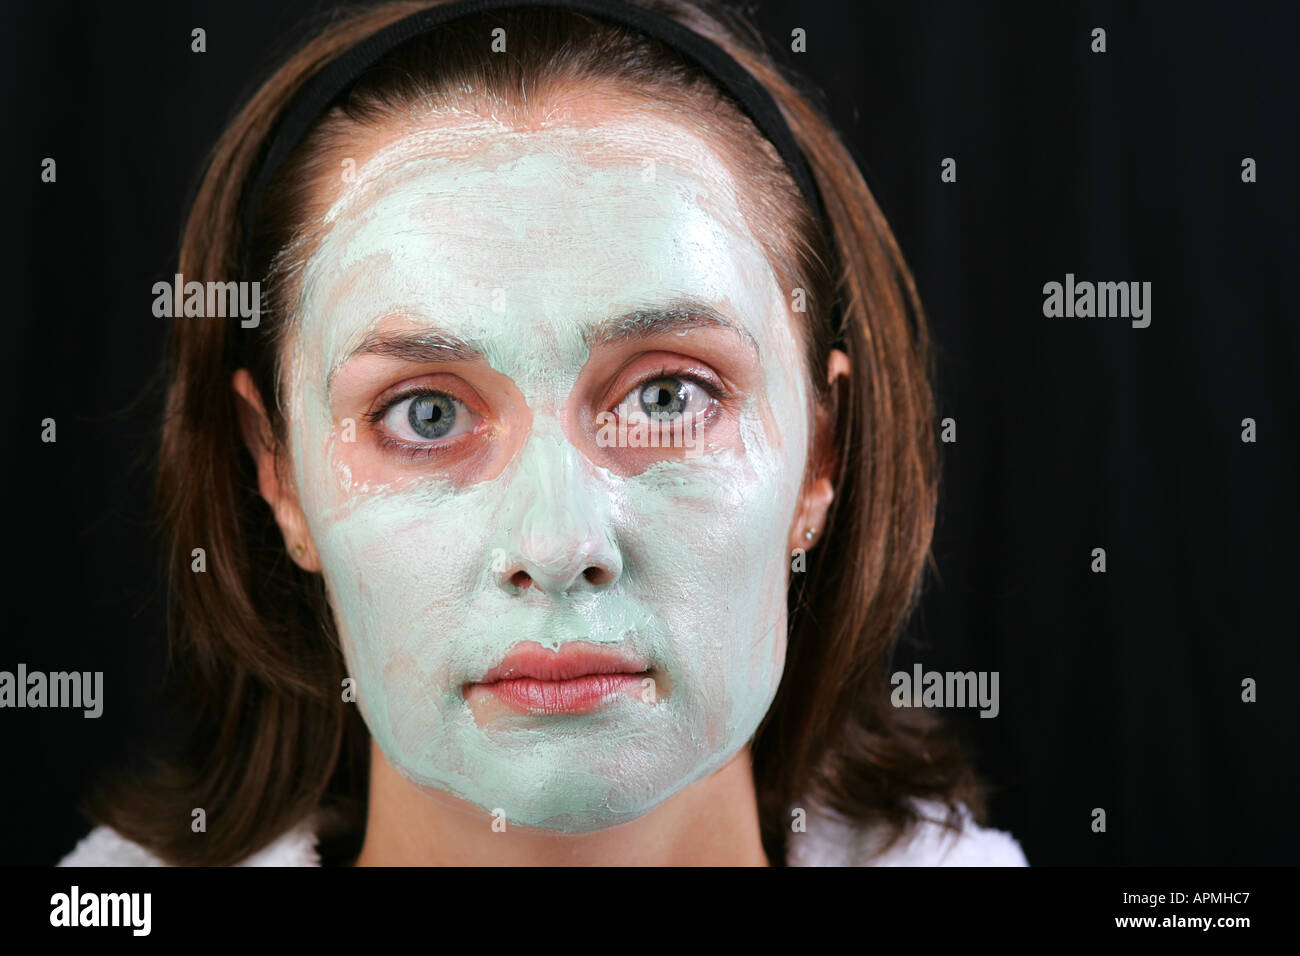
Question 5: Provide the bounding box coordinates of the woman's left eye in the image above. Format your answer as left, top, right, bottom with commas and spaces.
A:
377, 391, 479, 445
614, 374, 714, 423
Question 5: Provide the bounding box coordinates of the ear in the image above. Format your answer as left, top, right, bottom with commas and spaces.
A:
232, 369, 322, 572
788, 349, 850, 553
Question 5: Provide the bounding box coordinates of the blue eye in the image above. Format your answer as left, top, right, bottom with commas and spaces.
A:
617, 374, 712, 424
378, 390, 478, 445
409, 393, 456, 439
639, 378, 690, 419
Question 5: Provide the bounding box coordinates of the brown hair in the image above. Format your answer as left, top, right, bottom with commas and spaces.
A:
87, 0, 986, 865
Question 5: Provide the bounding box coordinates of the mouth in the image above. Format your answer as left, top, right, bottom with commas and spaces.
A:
464, 641, 657, 716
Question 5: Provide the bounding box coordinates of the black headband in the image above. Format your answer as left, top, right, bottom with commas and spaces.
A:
238, 0, 829, 272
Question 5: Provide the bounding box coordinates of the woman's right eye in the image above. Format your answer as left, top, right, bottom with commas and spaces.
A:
377, 390, 480, 446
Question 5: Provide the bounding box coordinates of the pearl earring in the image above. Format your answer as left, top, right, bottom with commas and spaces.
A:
291, 543, 306, 559
804, 528, 817, 541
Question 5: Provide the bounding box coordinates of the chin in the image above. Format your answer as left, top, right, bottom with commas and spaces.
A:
388, 732, 749, 834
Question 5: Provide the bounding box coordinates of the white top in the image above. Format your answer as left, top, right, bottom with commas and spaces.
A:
58, 799, 1028, 866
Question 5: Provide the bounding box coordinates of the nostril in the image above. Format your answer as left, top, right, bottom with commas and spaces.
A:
501, 564, 616, 594
583, 566, 614, 587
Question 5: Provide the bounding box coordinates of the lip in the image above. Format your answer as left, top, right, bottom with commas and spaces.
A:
467, 642, 654, 716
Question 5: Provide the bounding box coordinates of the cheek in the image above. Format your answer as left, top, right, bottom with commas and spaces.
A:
618, 423, 800, 735
310, 487, 495, 731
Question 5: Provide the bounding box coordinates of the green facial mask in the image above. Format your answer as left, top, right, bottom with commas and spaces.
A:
285, 116, 812, 831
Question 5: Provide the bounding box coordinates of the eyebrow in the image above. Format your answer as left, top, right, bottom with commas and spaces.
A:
344, 328, 478, 365
329, 300, 757, 393
587, 303, 759, 357
328, 328, 479, 396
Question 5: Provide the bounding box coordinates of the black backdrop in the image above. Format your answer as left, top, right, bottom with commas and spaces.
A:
4, 0, 1297, 866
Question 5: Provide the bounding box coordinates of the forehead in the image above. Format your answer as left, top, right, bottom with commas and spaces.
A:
319, 108, 759, 240
292, 111, 787, 370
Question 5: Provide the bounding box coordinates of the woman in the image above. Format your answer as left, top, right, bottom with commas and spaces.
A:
60, 0, 1027, 866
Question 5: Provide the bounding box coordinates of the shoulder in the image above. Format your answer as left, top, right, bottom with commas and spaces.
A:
787, 798, 1029, 867
57, 801, 1025, 867
57, 820, 322, 867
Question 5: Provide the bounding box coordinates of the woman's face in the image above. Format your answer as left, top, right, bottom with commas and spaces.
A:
278, 103, 820, 831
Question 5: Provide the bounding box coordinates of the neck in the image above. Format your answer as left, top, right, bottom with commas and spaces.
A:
353, 739, 770, 866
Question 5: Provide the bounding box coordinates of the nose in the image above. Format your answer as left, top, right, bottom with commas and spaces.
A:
496, 429, 622, 597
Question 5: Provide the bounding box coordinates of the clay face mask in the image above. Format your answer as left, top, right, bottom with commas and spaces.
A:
284, 111, 813, 831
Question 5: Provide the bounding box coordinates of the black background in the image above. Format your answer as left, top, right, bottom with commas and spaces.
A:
3, 0, 1297, 866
